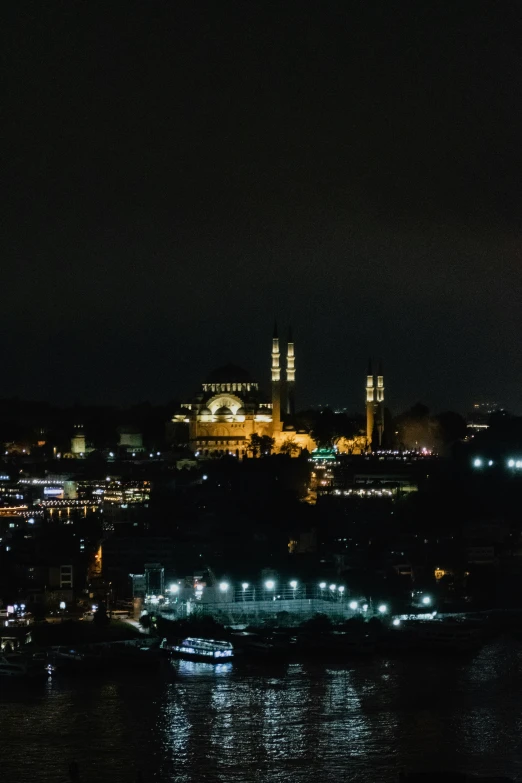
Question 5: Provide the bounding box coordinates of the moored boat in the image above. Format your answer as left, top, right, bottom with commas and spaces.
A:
160, 637, 234, 662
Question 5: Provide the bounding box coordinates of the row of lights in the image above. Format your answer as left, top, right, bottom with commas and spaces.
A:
333, 489, 393, 497
168, 580, 349, 594
167, 582, 391, 613
107, 452, 161, 458
473, 458, 522, 469
218, 580, 312, 592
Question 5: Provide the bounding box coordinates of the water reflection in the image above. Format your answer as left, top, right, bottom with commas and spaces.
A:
455, 639, 522, 779
176, 659, 233, 677
1, 642, 522, 782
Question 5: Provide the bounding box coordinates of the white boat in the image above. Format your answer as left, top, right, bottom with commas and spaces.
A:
160, 637, 234, 662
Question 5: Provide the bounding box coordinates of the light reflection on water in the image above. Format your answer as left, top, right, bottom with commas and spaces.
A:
1, 640, 522, 782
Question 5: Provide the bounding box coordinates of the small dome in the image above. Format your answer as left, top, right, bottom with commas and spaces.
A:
236, 407, 246, 415
256, 408, 271, 416
199, 406, 212, 415
215, 406, 232, 416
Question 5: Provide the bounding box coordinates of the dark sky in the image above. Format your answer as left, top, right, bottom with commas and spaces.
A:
3, 1, 522, 414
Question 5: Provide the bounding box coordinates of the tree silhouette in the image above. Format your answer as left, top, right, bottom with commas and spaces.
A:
280, 438, 300, 456
248, 433, 274, 457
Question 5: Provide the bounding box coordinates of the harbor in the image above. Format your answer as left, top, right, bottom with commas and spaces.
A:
3, 612, 515, 684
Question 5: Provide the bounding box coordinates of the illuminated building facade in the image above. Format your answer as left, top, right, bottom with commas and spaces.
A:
70, 424, 86, 456
172, 326, 314, 457
117, 425, 145, 453
103, 479, 151, 507
365, 360, 385, 450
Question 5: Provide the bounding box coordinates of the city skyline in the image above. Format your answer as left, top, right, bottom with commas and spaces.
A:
0, 323, 511, 416
3, 5, 522, 782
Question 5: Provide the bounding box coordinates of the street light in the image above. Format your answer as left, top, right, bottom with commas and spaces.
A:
473, 458, 482, 468
219, 582, 229, 592
319, 582, 326, 589
349, 601, 358, 610
362, 604, 368, 612
242, 582, 249, 590
338, 586, 345, 594
290, 580, 298, 589
170, 584, 179, 594
265, 580, 275, 590
422, 595, 431, 605
378, 604, 388, 614
392, 618, 401, 626
329, 584, 336, 591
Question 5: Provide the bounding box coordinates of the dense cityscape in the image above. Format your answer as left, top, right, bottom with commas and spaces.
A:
1, 344, 521, 638
4, 1, 522, 781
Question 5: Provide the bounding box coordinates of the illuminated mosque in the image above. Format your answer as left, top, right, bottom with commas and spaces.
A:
172, 326, 315, 457
172, 327, 385, 457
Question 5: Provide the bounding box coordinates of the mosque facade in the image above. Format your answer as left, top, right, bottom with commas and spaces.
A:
171, 329, 385, 457
172, 327, 314, 457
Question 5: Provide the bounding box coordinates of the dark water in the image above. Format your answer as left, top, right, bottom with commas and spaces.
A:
2, 638, 522, 783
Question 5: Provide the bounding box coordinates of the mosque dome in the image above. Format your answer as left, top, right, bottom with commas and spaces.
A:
199, 406, 212, 415
206, 364, 253, 384
215, 406, 233, 416
236, 407, 247, 415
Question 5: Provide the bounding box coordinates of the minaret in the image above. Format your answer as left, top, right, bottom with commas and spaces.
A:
366, 359, 374, 450
286, 327, 295, 416
376, 361, 385, 446
271, 323, 282, 432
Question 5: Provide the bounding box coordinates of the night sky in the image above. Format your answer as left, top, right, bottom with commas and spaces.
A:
3, 2, 522, 414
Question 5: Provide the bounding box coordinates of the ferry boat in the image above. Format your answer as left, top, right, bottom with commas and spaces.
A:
160, 637, 234, 662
